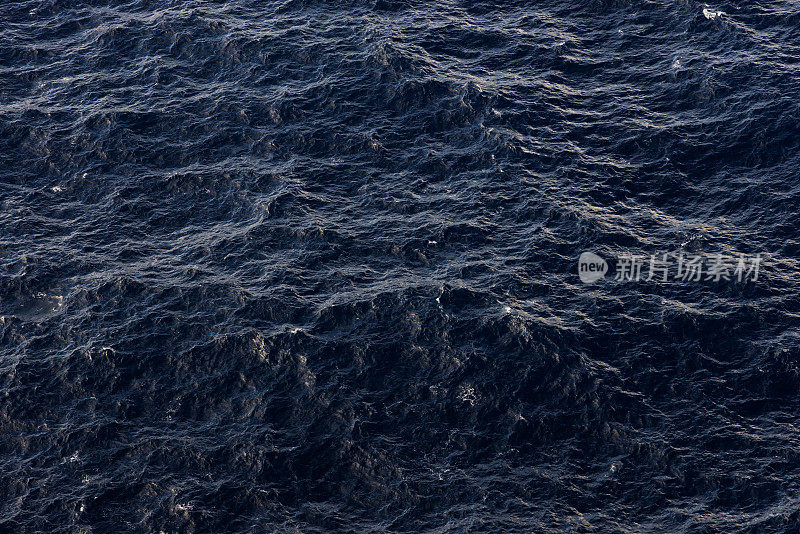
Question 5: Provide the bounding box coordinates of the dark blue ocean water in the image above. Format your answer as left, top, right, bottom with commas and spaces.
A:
2, 0, 800, 532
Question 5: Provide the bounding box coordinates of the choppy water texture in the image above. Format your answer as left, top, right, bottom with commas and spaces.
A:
2, 0, 800, 532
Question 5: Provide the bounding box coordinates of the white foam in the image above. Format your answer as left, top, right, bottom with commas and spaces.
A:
703, 7, 725, 20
